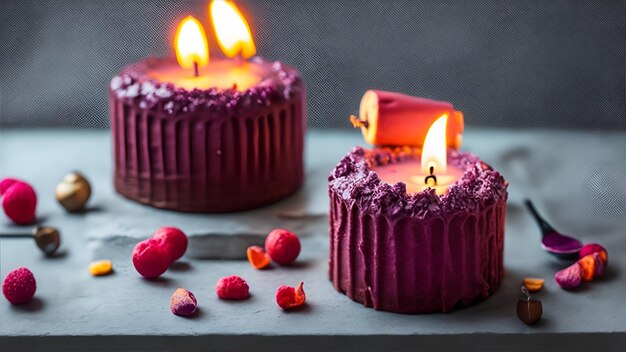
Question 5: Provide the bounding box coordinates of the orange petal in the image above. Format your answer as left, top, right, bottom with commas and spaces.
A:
293, 281, 306, 306
247, 246, 271, 269
578, 255, 596, 281
522, 277, 545, 292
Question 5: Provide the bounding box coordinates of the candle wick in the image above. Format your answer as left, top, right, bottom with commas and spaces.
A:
424, 165, 437, 186
349, 115, 369, 128
193, 61, 199, 77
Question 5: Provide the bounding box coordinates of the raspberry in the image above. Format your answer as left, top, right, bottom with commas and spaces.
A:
132, 239, 170, 279
276, 281, 306, 310
170, 288, 197, 316
153, 226, 188, 262
216, 275, 249, 300
0, 178, 19, 195
246, 246, 271, 269
265, 229, 301, 265
0, 179, 37, 225
2, 267, 37, 305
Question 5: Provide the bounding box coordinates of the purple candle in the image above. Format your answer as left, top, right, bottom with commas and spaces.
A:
109, 5, 306, 213
328, 114, 508, 314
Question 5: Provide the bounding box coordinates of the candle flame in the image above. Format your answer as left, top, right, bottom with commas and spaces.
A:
175, 16, 209, 71
210, 0, 257, 59
421, 115, 448, 175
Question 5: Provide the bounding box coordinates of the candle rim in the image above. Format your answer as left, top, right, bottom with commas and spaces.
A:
110, 56, 303, 117
329, 146, 508, 217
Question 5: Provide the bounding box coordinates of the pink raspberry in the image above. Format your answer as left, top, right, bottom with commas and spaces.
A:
2, 267, 37, 305
265, 229, 301, 265
276, 282, 306, 310
0, 178, 37, 225
0, 178, 19, 195
216, 275, 249, 300
132, 239, 170, 279
153, 226, 188, 262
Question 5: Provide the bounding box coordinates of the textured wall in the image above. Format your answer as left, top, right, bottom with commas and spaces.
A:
0, 0, 624, 129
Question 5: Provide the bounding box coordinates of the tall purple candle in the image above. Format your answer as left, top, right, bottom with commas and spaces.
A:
109, 56, 305, 212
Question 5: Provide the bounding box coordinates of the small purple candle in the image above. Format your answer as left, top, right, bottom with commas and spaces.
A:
328, 106, 508, 314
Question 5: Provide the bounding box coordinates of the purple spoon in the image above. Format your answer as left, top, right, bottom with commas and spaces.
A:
524, 200, 583, 259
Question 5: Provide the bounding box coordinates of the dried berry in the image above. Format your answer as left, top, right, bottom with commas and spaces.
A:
247, 246, 271, 269
132, 239, 170, 279
170, 288, 197, 316
265, 229, 301, 265
153, 226, 188, 262
555, 262, 582, 289
2, 267, 36, 305
89, 260, 113, 276
522, 278, 545, 292
580, 243, 608, 265
0, 178, 37, 225
216, 275, 250, 300
517, 286, 542, 326
276, 281, 306, 310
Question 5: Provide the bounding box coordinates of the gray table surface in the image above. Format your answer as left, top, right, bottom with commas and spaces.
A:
0, 128, 625, 352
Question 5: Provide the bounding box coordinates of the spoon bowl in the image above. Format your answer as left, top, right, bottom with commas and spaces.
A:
525, 200, 583, 259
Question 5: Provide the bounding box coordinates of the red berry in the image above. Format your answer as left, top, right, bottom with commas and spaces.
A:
1, 179, 37, 225
153, 226, 188, 262
215, 275, 249, 300
265, 229, 301, 265
132, 239, 170, 278
276, 281, 306, 310
0, 178, 19, 195
2, 267, 36, 305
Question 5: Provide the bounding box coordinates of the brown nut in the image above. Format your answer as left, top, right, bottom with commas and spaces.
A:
517, 286, 542, 326
55, 172, 91, 212
34, 226, 61, 256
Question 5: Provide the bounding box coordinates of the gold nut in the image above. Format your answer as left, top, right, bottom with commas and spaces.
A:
55, 172, 91, 212
522, 277, 545, 292
89, 260, 113, 276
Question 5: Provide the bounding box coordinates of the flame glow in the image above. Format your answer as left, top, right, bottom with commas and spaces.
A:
421, 115, 448, 175
175, 16, 209, 70
210, 0, 256, 59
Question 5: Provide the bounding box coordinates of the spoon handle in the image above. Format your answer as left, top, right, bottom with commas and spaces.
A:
0, 234, 33, 239
524, 199, 555, 235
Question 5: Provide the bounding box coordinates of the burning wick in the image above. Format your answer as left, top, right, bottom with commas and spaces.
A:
349, 115, 369, 128
424, 166, 437, 186
193, 61, 199, 77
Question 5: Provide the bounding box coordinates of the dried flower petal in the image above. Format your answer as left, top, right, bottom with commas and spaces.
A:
246, 246, 271, 270
555, 263, 582, 289
89, 260, 113, 276
522, 278, 545, 292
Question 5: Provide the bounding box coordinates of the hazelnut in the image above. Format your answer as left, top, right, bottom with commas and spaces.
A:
34, 226, 61, 256
55, 172, 91, 212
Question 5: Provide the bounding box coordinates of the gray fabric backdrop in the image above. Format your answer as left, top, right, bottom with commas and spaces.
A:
0, 0, 624, 129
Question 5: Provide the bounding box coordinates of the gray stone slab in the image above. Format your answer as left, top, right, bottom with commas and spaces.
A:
0, 128, 625, 351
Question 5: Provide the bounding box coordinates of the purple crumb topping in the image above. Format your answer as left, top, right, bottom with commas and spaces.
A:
328, 146, 508, 218
109, 57, 302, 117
